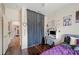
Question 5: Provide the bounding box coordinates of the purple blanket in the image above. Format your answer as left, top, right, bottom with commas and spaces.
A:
41, 44, 79, 55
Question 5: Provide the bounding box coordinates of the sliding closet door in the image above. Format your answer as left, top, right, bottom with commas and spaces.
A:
36, 14, 44, 44
33, 12, 36, 45
39, 14, 44, 43
27, 10, 32, 47
41, 14, 44, 38
27, 9, 44, 48
36, 13, 40, 44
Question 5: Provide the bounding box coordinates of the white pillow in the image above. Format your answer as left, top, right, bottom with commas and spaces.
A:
70, 37, 76, 45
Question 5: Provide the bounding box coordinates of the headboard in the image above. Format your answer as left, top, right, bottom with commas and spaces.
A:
64, 34, 79, 38
63, 34, 79, 45
64, 36, 71, 44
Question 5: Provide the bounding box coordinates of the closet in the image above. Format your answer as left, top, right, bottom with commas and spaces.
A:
27, 9, 44, 48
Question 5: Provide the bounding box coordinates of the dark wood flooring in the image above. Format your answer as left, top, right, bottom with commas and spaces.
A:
22, 44, 50, 55
5, 36, 21, 55
5, 36, 50, 55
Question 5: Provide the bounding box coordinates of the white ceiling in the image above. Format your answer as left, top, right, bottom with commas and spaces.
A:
3, 3, 70, 17
45, 3, 69, 16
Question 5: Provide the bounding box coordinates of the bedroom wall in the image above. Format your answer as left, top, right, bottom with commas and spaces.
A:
3, 6, 20, 53
0, 4, 2, 54
2, 3, 79, 53
50, 4, 79, 45
0, 3, 46, 54
0, 17, 2, 55
2, 6, 20, 54
21, 3, 45, 49
0, 4, 22, 54
2, 3, 45, 51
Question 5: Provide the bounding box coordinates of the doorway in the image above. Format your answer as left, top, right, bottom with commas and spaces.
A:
3, 8, 22, 55
5, 21, 21, 55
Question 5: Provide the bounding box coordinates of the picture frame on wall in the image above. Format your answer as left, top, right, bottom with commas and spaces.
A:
63, 15, 72, 26
76, 11, 79, 23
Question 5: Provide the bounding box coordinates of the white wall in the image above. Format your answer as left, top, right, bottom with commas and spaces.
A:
4, 3, 45, 49
3, 7, 20, 54
0, 3, 46, 54
2, 3, 79, 53
0, 4, 3, 55
0, 18, 2, 55
49, 4, 79, 45
21, 8, 27, 49
21, 3, 45, 49
0, 4, 45, 54
0, 16, 2, 55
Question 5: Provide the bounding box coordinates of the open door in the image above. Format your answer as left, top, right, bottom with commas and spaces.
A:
0, 17, 2, 55
3, 7, 21, 55
3, 15, 10, 54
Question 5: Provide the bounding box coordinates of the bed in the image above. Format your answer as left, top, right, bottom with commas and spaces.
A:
41, 35, 79, 55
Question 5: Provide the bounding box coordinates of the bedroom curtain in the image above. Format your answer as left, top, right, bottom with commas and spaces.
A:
27, 9, 44, 48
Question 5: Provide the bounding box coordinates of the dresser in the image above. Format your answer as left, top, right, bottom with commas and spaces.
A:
45, 35, 56, 46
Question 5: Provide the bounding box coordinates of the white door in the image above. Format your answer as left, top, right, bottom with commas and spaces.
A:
3, 8, 21, 54
3, 16, 10, 54
0, 17, 2, 55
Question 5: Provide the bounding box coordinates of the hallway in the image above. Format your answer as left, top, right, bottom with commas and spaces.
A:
5, 36, 21, 55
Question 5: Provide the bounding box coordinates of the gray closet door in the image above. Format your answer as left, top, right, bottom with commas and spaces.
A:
27, 10, 33, 47
36, 13, 41, 44
27, 9, 44, 48
41, 14, 44, 37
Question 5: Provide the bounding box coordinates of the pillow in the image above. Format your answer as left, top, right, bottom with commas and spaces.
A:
74, 39, 79, 50
70, 37, 76, 45
64, 36, 71, 44
76, 39, 79, 45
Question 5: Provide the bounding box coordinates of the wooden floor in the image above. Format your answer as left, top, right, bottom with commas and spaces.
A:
5, 36, 50, 55
22, 44, 50, 55
5, 36, 21, 55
